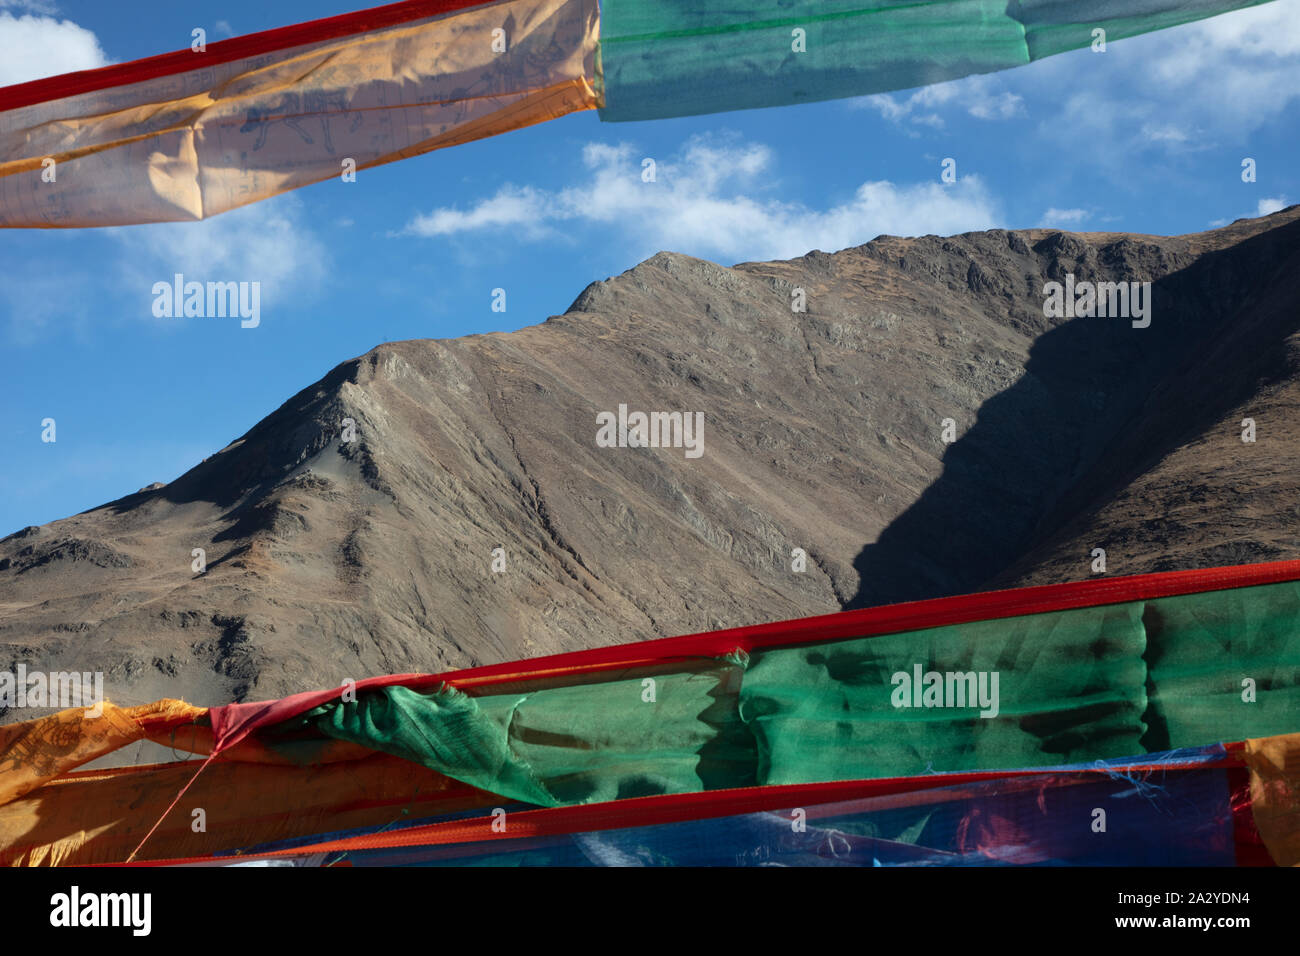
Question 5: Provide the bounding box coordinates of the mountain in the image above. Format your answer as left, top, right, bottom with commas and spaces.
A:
3, 208, 1298, 714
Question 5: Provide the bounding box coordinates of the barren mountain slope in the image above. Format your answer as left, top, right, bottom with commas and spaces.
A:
2, 207, 1296, 713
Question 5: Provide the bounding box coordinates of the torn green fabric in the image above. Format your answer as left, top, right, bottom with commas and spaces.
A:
598, 0, 1277, 121
301, 683, 561, 807
294, 659, 754, 807
292, 579, 1300, 804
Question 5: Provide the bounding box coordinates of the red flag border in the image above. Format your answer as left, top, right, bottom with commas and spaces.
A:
0, 0, 499, 111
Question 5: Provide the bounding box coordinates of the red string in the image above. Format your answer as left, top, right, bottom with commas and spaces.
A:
124, 752, 218, 864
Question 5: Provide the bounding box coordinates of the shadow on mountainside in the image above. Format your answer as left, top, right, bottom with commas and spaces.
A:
848, 216, 1300, 609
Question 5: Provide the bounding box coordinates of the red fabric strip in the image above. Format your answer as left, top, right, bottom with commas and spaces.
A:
207, 559, 1300, 754
0, 0, 498, 111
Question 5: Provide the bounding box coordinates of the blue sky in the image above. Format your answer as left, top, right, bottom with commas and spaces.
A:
1, 0, 1298, 536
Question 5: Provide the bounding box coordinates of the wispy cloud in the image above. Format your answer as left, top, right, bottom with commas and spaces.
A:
405, 136, 1001, 262
844, 1, 1300, 155
856, 75, 1025, 128
0, 10, 109, 86
411, 185, 554, 239
0, 251, 95, 345
109, 197, 329, 324
6, 199, 330, 341
0, 1, 61, 15
1039, 1, 1300, 154
1038, 208, 1091, 228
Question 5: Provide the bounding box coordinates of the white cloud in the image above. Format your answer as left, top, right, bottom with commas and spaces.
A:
1140, 123, 1193, 146
842, 1, 1300, 155
1207, 195, 1291, 228
405, 136, 1001, 262
1030, 0, 1300, 153
1038, 208, 1091, 227
855, 75, 1025, 127
0, 11, 109, 86
3, 200, 328, 343
411, 185, 551, 239
110, 197, 328, 319
1257, 196, 1289, 216
0, 1, 60, 14
969, 93, 1025, 120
